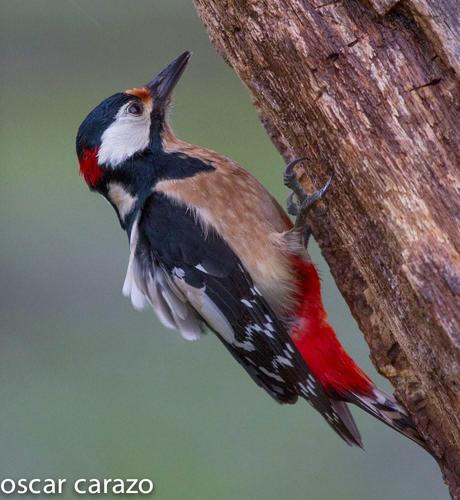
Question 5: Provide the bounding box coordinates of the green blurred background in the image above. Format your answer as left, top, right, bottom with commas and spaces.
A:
0, 1, 447, 499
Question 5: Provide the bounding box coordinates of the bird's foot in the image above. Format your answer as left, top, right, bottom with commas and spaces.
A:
283, 157, 334, 246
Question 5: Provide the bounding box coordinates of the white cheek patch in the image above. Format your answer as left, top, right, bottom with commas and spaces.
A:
98, 102, 152, 167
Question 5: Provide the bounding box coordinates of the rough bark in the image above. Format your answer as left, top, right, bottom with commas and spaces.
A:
193, 0, 460, 496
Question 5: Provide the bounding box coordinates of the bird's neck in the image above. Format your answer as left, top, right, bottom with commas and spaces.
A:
161, 121, 194, 153
100, 124, 215, 234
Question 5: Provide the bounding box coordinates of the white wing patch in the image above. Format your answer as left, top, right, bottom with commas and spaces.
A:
122, 216, 204, 341
172, 274, 236, 344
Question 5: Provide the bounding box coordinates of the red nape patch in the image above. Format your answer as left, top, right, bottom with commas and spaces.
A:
79, 148, 104, 187
290, 256, 373, 396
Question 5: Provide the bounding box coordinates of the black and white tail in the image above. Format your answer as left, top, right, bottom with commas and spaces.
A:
347, 387, 427, 450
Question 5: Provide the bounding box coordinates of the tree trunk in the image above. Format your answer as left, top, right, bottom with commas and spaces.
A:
193, 0, 460, 496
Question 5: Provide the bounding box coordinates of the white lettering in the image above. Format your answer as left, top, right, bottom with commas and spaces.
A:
88, 479, 100, 495
58, 479, 67, 494
16, 479, 29, 494
74, 479, 86, 494
112, 479, 125, 494
1, 479, 15, 494
29, 479, 41, 495
138, 479, 154, 495
0, 477, 154, 495
104, 479, 113, 493
125, 479, 137, 494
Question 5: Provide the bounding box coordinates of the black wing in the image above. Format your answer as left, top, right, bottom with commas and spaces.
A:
134, 192, 361, 445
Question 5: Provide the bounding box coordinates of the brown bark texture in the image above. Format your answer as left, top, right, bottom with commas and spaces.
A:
193, 0, 460, 495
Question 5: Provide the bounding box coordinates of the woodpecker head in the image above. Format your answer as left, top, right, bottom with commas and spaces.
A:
76, 51, 191, 190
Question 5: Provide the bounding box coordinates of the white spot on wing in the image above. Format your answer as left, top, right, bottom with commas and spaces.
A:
298, 377, 318, 397
234, 339, 256, 351
172, 267, 185, 279
264, 322, 275, 333
283, 346, 293, 359
241, 299, 253, 308
274, 355, 294, 368
259, 367, 284, 382
306, 375, 318, 396
195, 263, 208, 274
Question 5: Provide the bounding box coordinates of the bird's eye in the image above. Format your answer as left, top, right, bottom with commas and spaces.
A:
127, 102, 143, 116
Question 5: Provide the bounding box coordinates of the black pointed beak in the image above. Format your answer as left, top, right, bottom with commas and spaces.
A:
146, 51, 191, 107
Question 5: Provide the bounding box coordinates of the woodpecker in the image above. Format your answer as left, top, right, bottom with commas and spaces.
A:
77, 51, 426, 450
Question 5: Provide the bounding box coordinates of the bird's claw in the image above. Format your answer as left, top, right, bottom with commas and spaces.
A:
283, 157, 309, 199
298, 174, 333, 215
283, 158, 334, 244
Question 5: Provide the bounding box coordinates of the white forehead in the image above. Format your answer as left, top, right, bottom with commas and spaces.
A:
97, 99, 152, 168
